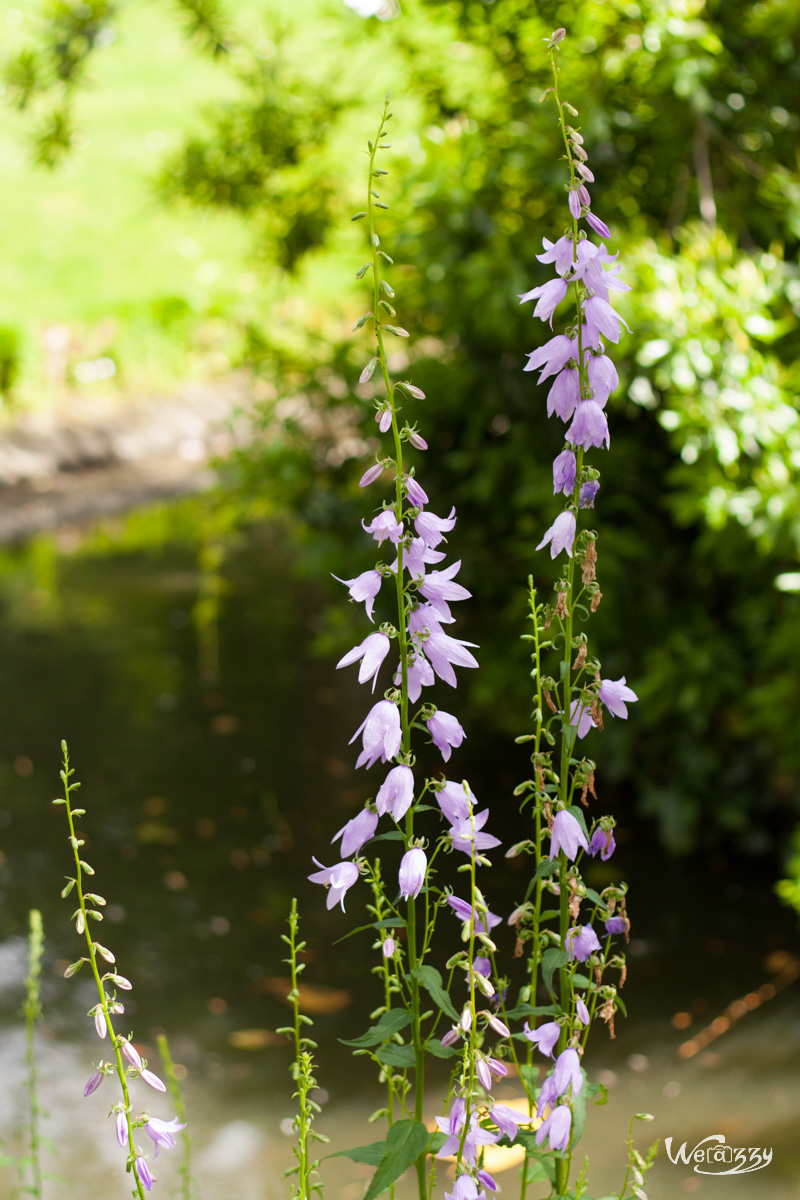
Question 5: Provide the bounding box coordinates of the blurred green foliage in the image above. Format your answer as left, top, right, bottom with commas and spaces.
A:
6, 0, 800, 853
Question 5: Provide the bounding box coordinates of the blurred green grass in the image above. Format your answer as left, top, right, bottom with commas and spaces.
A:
0, 0, 269, 404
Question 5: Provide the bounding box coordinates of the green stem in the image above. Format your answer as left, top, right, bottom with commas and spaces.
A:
60, 747, 145, 1200
365, 102, 425, 1200
23, 909, 44, 1200
157, 1034, 191, 1200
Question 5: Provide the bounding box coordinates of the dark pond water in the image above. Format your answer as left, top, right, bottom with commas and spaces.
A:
0, 499, 797, 1198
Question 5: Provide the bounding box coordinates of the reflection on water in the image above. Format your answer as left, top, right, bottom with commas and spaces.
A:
0, 504, 797, 1197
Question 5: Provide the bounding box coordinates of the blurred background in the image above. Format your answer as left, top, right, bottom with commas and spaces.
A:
0, 0, 798, 1196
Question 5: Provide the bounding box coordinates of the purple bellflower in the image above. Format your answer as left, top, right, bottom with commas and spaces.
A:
134, 1158, 154, 1193
449, 808, 501, 856
399, 848, 426, 900
580, 480, 600, 508
547, 367, 580, 421
418, 560, 471, 619
549, 809, 588, 861
436, 779, 475, 825
606, 916, 628, 935
524, 1019, 560, 1057
566, 924, 602, 962
308, 858, 360, 911
427, 710, 466, 761
519, 277, 568, 325
447, 895, 502, 935
590, 827, 616, 860
145, 1116, 187, 1157
553, 449, 577, 495
350, 700, 402, 768
537, 510, 576, 559
569, 699, 596, 738
535, 1104, 571, 1152
599, 676, 638, 718
336, 632, 391, 691
576, 998, 591, 1026
375, 764, 415, 821
553, 1047, 583, 1098
332, 569, 382, 622
332, 808, 378, 857
362, 510, 403, 546
524, 333, 576, 382
415, 506, 457, 548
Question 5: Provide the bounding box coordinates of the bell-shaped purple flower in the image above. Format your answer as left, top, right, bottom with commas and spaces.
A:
337, 632, 391, 691
415, 506, 457, 548
590, 827, 616, 861
473, 956, 492, 979
489, 1104, 523, 1140
145, 1115, 187, 1158
554, 1047, 583, 1098
375, 764, 414, 821
403, 536, 446, 579
332, 808, 378, 857
406, 652, 435, 703
583, 295, 630, 347
524, 1019, 560, 1057
350, 699, 402, 769
606, 915, 628, 935
332, 569, 382, 622
579, 480, 600, 508
449, 808, 501, 855
537, 511, 576, 559
447, 895, 501, 935
599, 676, 638, 718
425, 627, 479, 687
477, 1169, 497, 1193
363, 509, 404, 546
535, 1103, 571, 1152
419, 560, 471, 620
436, 779, 473, 824
445, 1173, 484, 1200
587, 354, 618, 405
399, 847, 426, 900
569, 699, 596, 738
549, 810, 588, 862
547, 367, 580, 421
427, 710, 466, 762
568, 187, 582, 219
576, 998, 590, 1026
537, 235, 574, 277
308, 857, 360, 911
553, 449, 577, 496
566, 400, 610, 450
524, 333, 576, 382
519, 277, 569, 326
566, 924, 601, 962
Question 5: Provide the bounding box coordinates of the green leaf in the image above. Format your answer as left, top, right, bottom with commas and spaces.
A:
570, 1068, 589, 1148
410, 965, 459, 1022
363, 1120, 430, 1200
333, 916, 405, 946
340, 1009, 411, 1048
541, 947, 568, 994
523, 1155, 554, 1184
328, 1140, 387, 1167
424, 1037, 460, 1059
583, 888, 604, 907
375, 1042, 416, 1069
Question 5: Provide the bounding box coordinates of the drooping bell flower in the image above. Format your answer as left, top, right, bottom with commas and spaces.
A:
145, 1115, 187, 1158
415, 506, 457, 548
350, 700, 402, 769
418, 560, 471, 620
336, 632, 391, 691
308, 858, 360, 911
426, 710, 466, 761
332, 808, 378, 858
524, 1019, 560, 1057
553, 1047, 583, 1098
547, 367, 580, 421
566, 924, 601, 962
535, 1103, 572, 1152
362, 510, 404, 546
520, 277, 568, 325
549, 809, 588, 861
537, 510, 576, 559
599, 676, 638, 718
589, 827, 616, 861
134, 1158, 155, 1193
375, 764, 415, 821
553, 449, 577, 495
524, 333, 576, 382
332, 569, 382, 622
398, 847, 426, 900
566, 400, 610, 450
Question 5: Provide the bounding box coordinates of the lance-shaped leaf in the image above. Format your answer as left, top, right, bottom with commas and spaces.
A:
363, 1120, 430, 1200
410, 965, 459, 1022
340, 1008, 412, 1048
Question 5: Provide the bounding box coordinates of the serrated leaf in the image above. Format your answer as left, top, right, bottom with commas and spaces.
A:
340, 1009, 412, 1048
410, 965, 459, 1022
363, 1120, 430, 1200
